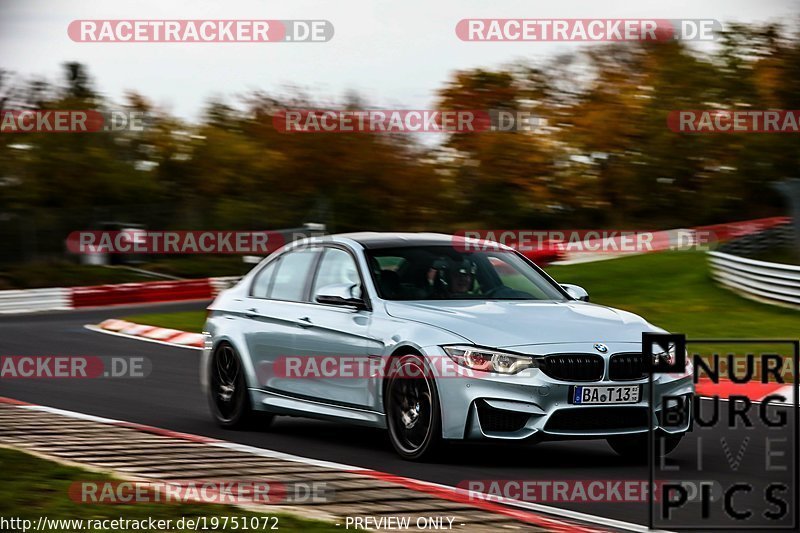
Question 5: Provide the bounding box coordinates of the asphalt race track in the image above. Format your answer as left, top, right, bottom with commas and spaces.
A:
1, 302, 796, 531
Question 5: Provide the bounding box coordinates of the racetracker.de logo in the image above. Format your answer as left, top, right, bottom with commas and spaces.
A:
0, 110, 145, 133
70, 480, 330, 504
66, 230, 286, 255
452, 229, 717, 254
68, 20, 333, 42
458, 479, 721, 503
0, 356, 150, 379
274, 109, 492, 133
456, 19, 722, 42
668, 110, 800, 133
263, 355, 495, 380
273, 109, 556, 134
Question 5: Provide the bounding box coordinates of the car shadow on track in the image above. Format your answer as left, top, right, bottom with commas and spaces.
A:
255, 416, 648, 470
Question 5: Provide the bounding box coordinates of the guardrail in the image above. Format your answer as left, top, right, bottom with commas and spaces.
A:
717, 222, 794, 257
707, 250, 800, 308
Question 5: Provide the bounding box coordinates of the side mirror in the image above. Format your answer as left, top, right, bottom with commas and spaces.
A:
315, 283, 367, 309
561, 283, 589, 302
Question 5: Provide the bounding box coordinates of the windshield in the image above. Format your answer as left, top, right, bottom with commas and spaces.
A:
366, 246, 567, 301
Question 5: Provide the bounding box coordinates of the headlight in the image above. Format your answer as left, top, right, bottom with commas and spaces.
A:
442, 345, 535, 374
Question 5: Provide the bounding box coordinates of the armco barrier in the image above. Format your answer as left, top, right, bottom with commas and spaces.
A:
0, 287, 71, 314
0, 276, 239, 314
551, 217, 789, 266
695, 216, 790, 242
707, 250, 800, 308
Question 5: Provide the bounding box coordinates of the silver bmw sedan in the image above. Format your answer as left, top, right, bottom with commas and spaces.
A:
201, 233, 693, 461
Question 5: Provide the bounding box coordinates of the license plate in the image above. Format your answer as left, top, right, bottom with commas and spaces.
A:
572, 385, 640, 404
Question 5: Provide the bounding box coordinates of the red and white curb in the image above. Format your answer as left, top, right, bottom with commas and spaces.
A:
695, 379, 795, 404
95, 319, 204, 348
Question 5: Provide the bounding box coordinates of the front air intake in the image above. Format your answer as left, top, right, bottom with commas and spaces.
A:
546, 407, 649, 432
609, 352, 647, 381
539, 353, 604, 382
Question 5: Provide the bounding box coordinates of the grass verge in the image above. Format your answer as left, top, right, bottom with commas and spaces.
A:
546, 251, 798, 338
0, 447, 338, 532
120, 310, 208, 332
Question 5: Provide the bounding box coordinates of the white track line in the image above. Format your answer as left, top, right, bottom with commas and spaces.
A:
210, 440, 367, 472
19, 404, 123, 425
84, 324, 202, 350
10, 402, 665, 532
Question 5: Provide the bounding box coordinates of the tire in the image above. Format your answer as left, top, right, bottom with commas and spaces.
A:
385, 353, 442, 461
607, 432, 685, 462
208, 342, 272, 429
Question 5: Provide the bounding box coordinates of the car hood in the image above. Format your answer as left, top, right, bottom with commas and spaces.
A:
384, 300, 661, 347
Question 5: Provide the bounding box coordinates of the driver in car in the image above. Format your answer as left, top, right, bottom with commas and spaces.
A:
448, 258, 477, 296
426, 257, 477, 298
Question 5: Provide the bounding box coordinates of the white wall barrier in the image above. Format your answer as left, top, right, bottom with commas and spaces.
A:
707, 250, 800, 308
0, 287, 72, 314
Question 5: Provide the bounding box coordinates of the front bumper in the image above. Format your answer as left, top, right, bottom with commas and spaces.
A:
428, 343, 694, 440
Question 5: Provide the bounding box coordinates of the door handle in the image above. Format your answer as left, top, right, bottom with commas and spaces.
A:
296, 316, 313, 327
245, 307, 258, 318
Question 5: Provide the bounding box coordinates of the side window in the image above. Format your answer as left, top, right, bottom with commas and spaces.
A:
375, 256, 405, 271
270, 249, 320, 302
251, 259, 279, 298
313, 248, 361, 297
